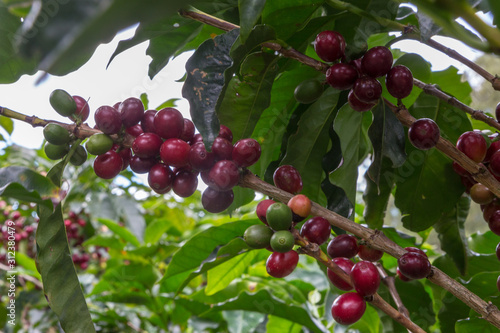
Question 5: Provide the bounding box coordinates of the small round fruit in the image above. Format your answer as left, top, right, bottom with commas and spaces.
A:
43, 123, 70, 145
189, 142, 215, 171
488, 210, 500, 236
456, 131, 487, 163
361, 46, 393, 78
266, 250, 299, 278
348, 89, 375, 112
154, 107, 184, 139
132, 132, 163, 158
350, 261, 380, 297
172, 170, 198, 197
314, 30, 345, 62
232, 138, 261, 167
244, 224, 274, 249
94, 105, 122, 134
326, 63, 359, 90
327, 234, 359, 259
327, 257, 354, 291
44, 142, 69, 160
148, 163, 174, 194
270, 230, 295, 253
489, 151, 500, 176
484, 139, 500, 163
70, 96, 90, 122
117, 147, 132, 170
126, 124, 144, 137
287, 194, 312, 221
408, 118, 440, 150
386, 65, 413, 99
141, 110, 157, 133
300, 216, 331, 245
206, 160, 240, 191
273, 165, 303, 194
160, 138, 191, 167
118, 97, 144, 128
94, 151, 123, 179
218, 125, 233, 143
266, 202, 293, 231
85, 133, 114, 155
496, 102, 500, 122
256, 199, 276, 225
69, 145, 88, 166
49, 89, 77, 117
470, 183, 494, 205
353, 76, 382, 103
331, 292, 366, 325
212, 137, 233, 161
294, 79, 323, 104
129, 156, 156, 174
397, 252, 431, 280
396, 266, 413, 282
357, 244, 383, 262
180, 118, 195, 142
201, 187, 234, 213
404, 247, 427, 258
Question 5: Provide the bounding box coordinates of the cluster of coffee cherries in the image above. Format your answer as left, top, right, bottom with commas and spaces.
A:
311, 30, 413, 111
0, 201, 37, 263
64, 211, 98, 270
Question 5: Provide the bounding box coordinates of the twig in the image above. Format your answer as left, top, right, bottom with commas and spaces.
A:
374, 262, 410, 319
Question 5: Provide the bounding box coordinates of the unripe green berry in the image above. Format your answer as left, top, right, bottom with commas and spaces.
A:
85, 133, 113, 155
270, 230, 295, 253
69, 145, 88, 166
244, 224, 273, 249
49, 89, 77, 117
43, 123, 71, 145
266, 202, 292, 231
44, 142, 69, 160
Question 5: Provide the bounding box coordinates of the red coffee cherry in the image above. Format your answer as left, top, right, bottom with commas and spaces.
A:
71, 95, 90, 122
361, 46, 393, 78
232, 138, 261, 167
287, 194, 312, 221
218, 125, 233, 143
94, 151, 123, 179
348, 89, 375, 112
396, 266, 413, 282
357, 244, 383, 262
256, 199, 276, 225
129, 156, 156, 174
408, 118, 440, 150
350, 261, 380, 297
132, 133, 163, 158
397, 252, 431, 280
118, 97, 144, 128
352, 76, 382, 103
273, 165, 303, 194
488, 210, 500, 236
331, 292, 366, 325
327, 234, 359, 259
180, 118, 195, 142
212, 137, 233, 161
300, 216, 331, 245
326, 63, 359, 90
94, 105, 122, 134
201, 187, 234, 213
148, 163, 174, 194
327, 257, 354, 291
386, 65, 413, 99
207, 160, 240, 191
456, 131, 487, 163
141, 109, 157, 133
189, 142, 215, 171
160, 138, 191, 168
404, 247, 427, 258
266, 250, 299, 278
154, 107, 184, 139
314, 30, 345, 62
172, 170, 198, 198
126, 124, 144, 137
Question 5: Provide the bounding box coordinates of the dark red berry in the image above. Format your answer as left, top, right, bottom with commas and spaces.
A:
353, 76, 382, 103
154, 107, 184, 139
94, 151, 123, 179
361, 46, 393, 78
148, 163, 174, 194
386, 65, 413, 99
408, 118, 440, 150
116, 147, 132, 170
126, 124, 144, 137
457, 131, 487, 163
348, 89, 375, 112
489, 210, 500, 236
483, 200, 500, 222
172, 170, 198, 197
397, 252, 431, 279
189, 142, 215, 171
71, 96, 90, 122
273, 165, 303, 194
484, 138, 500, 163
160, 138, 191, 167
496, 102, 500, 122
350, 261, 380, 297
218, 125, 233, 143
212, 137, 233, 161
452, 161, 469, 177
327, 257, 354, 291
94, 105, 122, 134
404, 247, 427, 258
118, 97, 144, 128
132, 133, 163, 158
207, 160, 240, 191
326, 63, 359, 90
232, 138, 261, 167
201, 187, 234, 213
331, 292, 366, 325
357, 244, 383, 262
141, 109, 157, 133
180, 118, 195, 142
396, 266, 413, 282
266, 250, 299, 278
191, 133, 204, 144
300, 216, 331, 245
314, 30, 345, 62
129, 156, 156, 174
489, 151, 500, 176
256, 199, 276, 225
327, 234, 359, 259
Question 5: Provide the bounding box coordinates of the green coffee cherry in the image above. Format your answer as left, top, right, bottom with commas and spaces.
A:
244, 225, 273, 249
69, 145, 88, 166
44, 142, 69, 160
270, 230, 295, 253
43, 123, 70, 145
49, 89, 77, 117
85, 133, 113, 155
266, 202, 292, 231
294, 79, 323, 104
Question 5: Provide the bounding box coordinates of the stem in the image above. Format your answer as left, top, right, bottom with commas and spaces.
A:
374, 262, 410, 319
457, 3, 500, 53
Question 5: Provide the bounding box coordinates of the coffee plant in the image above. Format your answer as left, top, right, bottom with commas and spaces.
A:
2, 0, 500, 332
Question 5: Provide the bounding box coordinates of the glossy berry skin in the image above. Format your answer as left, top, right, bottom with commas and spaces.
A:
201, 187, 234, 213
469, 183, 494, 205
256, 199, 276, 225
496, 102, 500, 122
396, 267, 413, 282
314, 30, 345, 62
357, 244, 383, 262
327, 257, 354, 291
452, 161, 469, 177
172, 170, 198, 197
141, 110, 157, 133
300, 216, 331, 245
482, 199, 500, 222
270, 230, 295, 253
94, 105, 122, 134
408, 118, 440, 150
488, 210, 500, 236
266, 250, 299, 278
232, 138, 261, 167
331, 292, 366, 325
212, 137, 233, 161
397, 252, 431, 279
129, 156, 156, 174
353, 76, 382, 103
386, 65, 413, 99
132, 133, 163, 158
160, 138, 191, 167
189, 142, 215, 171
484, 139, 500, 163
118, 97, 144, 128
287, 194, 312, 221
489, 151, 500, 176
71, 95, 90, 122
326, 63, 359, 90
294, 78, 323, 104
327, 234, 359, 259
348, 89, 375, 112
273, 165, 303, 194
206, 160, 240, 191
404, 247, 427, 258
350, 261, 380, 297
148, 163, 174, 194
154, 107, 184, 139
126, 124, 144, 137
266, 202, 293, 231
180, 118, 195, 142
219, 125, 233, 143
117, 147, 132, 170
94, 151, 123, 179
244, 224, 274, 249
456, 131, 487, 163
361, 46, 393, 78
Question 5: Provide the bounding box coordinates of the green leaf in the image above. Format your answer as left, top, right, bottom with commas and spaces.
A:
223, 310, 266, 333
201, 289, 326, 332
37, 203, 96, 333
144, 218, 171, 244
97, 218, 141, 247
266, 315, 302, 333
15, 252, 41, 280
456, 317, 499, 333
238, 0, 267, 43
434, 195, 470, 275
227, 186, 256, 214
182, 29, 240, 148
367, 100, 407, 186
111, 196, 145, 243
102, 262, 159, 290
488, 0, 500, 27
281, 88, 340, 205
469, 231, 498, 254
206, 251, 258, 295
350, 305, 380, 333
431, 67, 473, 106
0, 115, 13, 135
393, 278, 435, 331
83, 234, 125, 250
